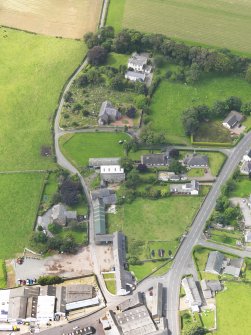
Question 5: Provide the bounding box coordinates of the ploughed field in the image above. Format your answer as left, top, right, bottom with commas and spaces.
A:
0, 0, 102, 39
107, 0, 251, 55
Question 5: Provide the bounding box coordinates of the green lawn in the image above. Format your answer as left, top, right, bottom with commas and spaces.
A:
59, 132, 130, 168
0, 27, 86, 171
209, 229, 242, 247
187, 169, 205, 178
0, 260, 7, 288
107, 196, 204, 260
103, 273, 116, 294
130, 261, 166, 281
106, 0, 126, 32
201, 310, 215, 330
108, 0, 251, 56
0, 173, 46, 259
107, 52, 128, 68
149, 75, 251, 144
230, 178, 251, 198
216, 282, 251, 335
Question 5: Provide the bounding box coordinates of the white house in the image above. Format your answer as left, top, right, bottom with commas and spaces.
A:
243, 149, 251, 162
100, 165, 124, 174
128, 53, 148, 72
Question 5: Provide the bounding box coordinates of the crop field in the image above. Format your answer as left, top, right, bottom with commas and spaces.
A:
216, 282, 251, 335
0, 0, 102, 39
59, 132, 130, 168
107, 0, 251, 55
0, 27, 86, 171
150, 75, 251, 144
0, 173, 45, 260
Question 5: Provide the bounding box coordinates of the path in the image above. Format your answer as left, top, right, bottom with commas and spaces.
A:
199, 239, 251, 258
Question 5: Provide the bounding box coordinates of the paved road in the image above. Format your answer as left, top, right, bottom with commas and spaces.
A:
166, 131, 251, 335
199, 239, 251, 258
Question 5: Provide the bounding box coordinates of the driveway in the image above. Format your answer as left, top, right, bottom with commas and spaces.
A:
230, 197, 251, 227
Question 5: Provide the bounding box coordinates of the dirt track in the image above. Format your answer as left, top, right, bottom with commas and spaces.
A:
0, 0, 102, 39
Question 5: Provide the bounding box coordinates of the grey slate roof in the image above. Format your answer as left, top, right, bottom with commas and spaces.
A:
117, 292, 143, 312
93, 199, 106, 235
91, 188, 117, 205
223, 111, 244, 128
141, 153, 167, 166
113, 231, 133, 295
182, 277, 202, 307
125, 70, 146, 81
205, 251, 224, 274
89, 157, 121, 168
128, 53, 148, 68
152, 283, 163, 319
99, 101, 121, 125
223, 258, 244, 277
184, 154, 209, 167
206, 280, 222, 292
66, 285, 93, 303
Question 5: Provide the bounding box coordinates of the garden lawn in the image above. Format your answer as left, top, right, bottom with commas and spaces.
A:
106, 0, 126, 32
216, 282, 251, 335
150, 75, 251, 144
130, 261, 165, 282
107, 196, 204, 259
201, 310, 215, 330
230, 178, 251, 198
59, 132, 130, 168
0, 27, 86, 171
0, 260, 6, 288
209, 229, 242, 247
109, 0, 251, 56
193, 121, 232, 144
0, 173, 46, 259
107, 52, 128, 68
103, 273, 116, 294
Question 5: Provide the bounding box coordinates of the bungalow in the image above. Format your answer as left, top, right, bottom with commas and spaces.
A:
240, 161, 251, 175
183, 154, 208, 168
128, 52, 148, 72
98, 101, 121, 126
201, 279, 222, 300
100, 165, 125, 183
125, 70, 146, 82
222, 110, 244, 129
141, 153, 167, 166
223, 258, 244, 277
170, 180, 200, 195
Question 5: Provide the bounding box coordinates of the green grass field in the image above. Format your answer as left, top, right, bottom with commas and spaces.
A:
0, 173, 45, 259
59, 132, 130, 168
0, 27, 86, 171
0, 260, 7, 288
150, 75, 251, 144
230, 178, 251, 198
107, 196, 204, 260
107, 0, 251, 56
216, 282, 251, 335
103, 273, 116, 294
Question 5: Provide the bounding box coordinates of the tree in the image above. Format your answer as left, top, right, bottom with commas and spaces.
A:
60, 235, 78, 253
169, 149, 179, 159
182, 115, 199, 135
60, 177, 81, 206
137, 163, 148, 173
33, 231, 47, 244
245, 65, 251, 83
154, 55, 165, 68
241, 101, 251, 116
226, 96, 242, 112
78, 74, 89, 87
185, 63, 202, 84
215, 196, 230, 212
212, 100, 229, 118
125, 169, 141, 188
126, 107, 136, 119
109, 74, 126, 91
87, 46, 107, 66
183, 324, 207, 335
64, 91, 74, 103
121, 157, 134, 173
168, 160, 186, 174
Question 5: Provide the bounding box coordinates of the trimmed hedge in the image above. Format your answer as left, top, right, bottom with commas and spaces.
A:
191, 135, 233, 147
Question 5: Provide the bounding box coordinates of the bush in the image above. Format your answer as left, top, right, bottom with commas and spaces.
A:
37, 275, 63, 286
48, 223, 62, 234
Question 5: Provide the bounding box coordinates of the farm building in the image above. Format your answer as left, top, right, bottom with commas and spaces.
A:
98, 101, 121, 126
100, 165, 125, 183
93, 198, 106, 236
117, 292, 144, 312
125, 70, 146, 82
183, 154, 208, 168
182, 277, 202, 312
222, 111, 244, 129
152, 283, 163, 321
91, 188, 117, 205
89, 157, 121, 168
